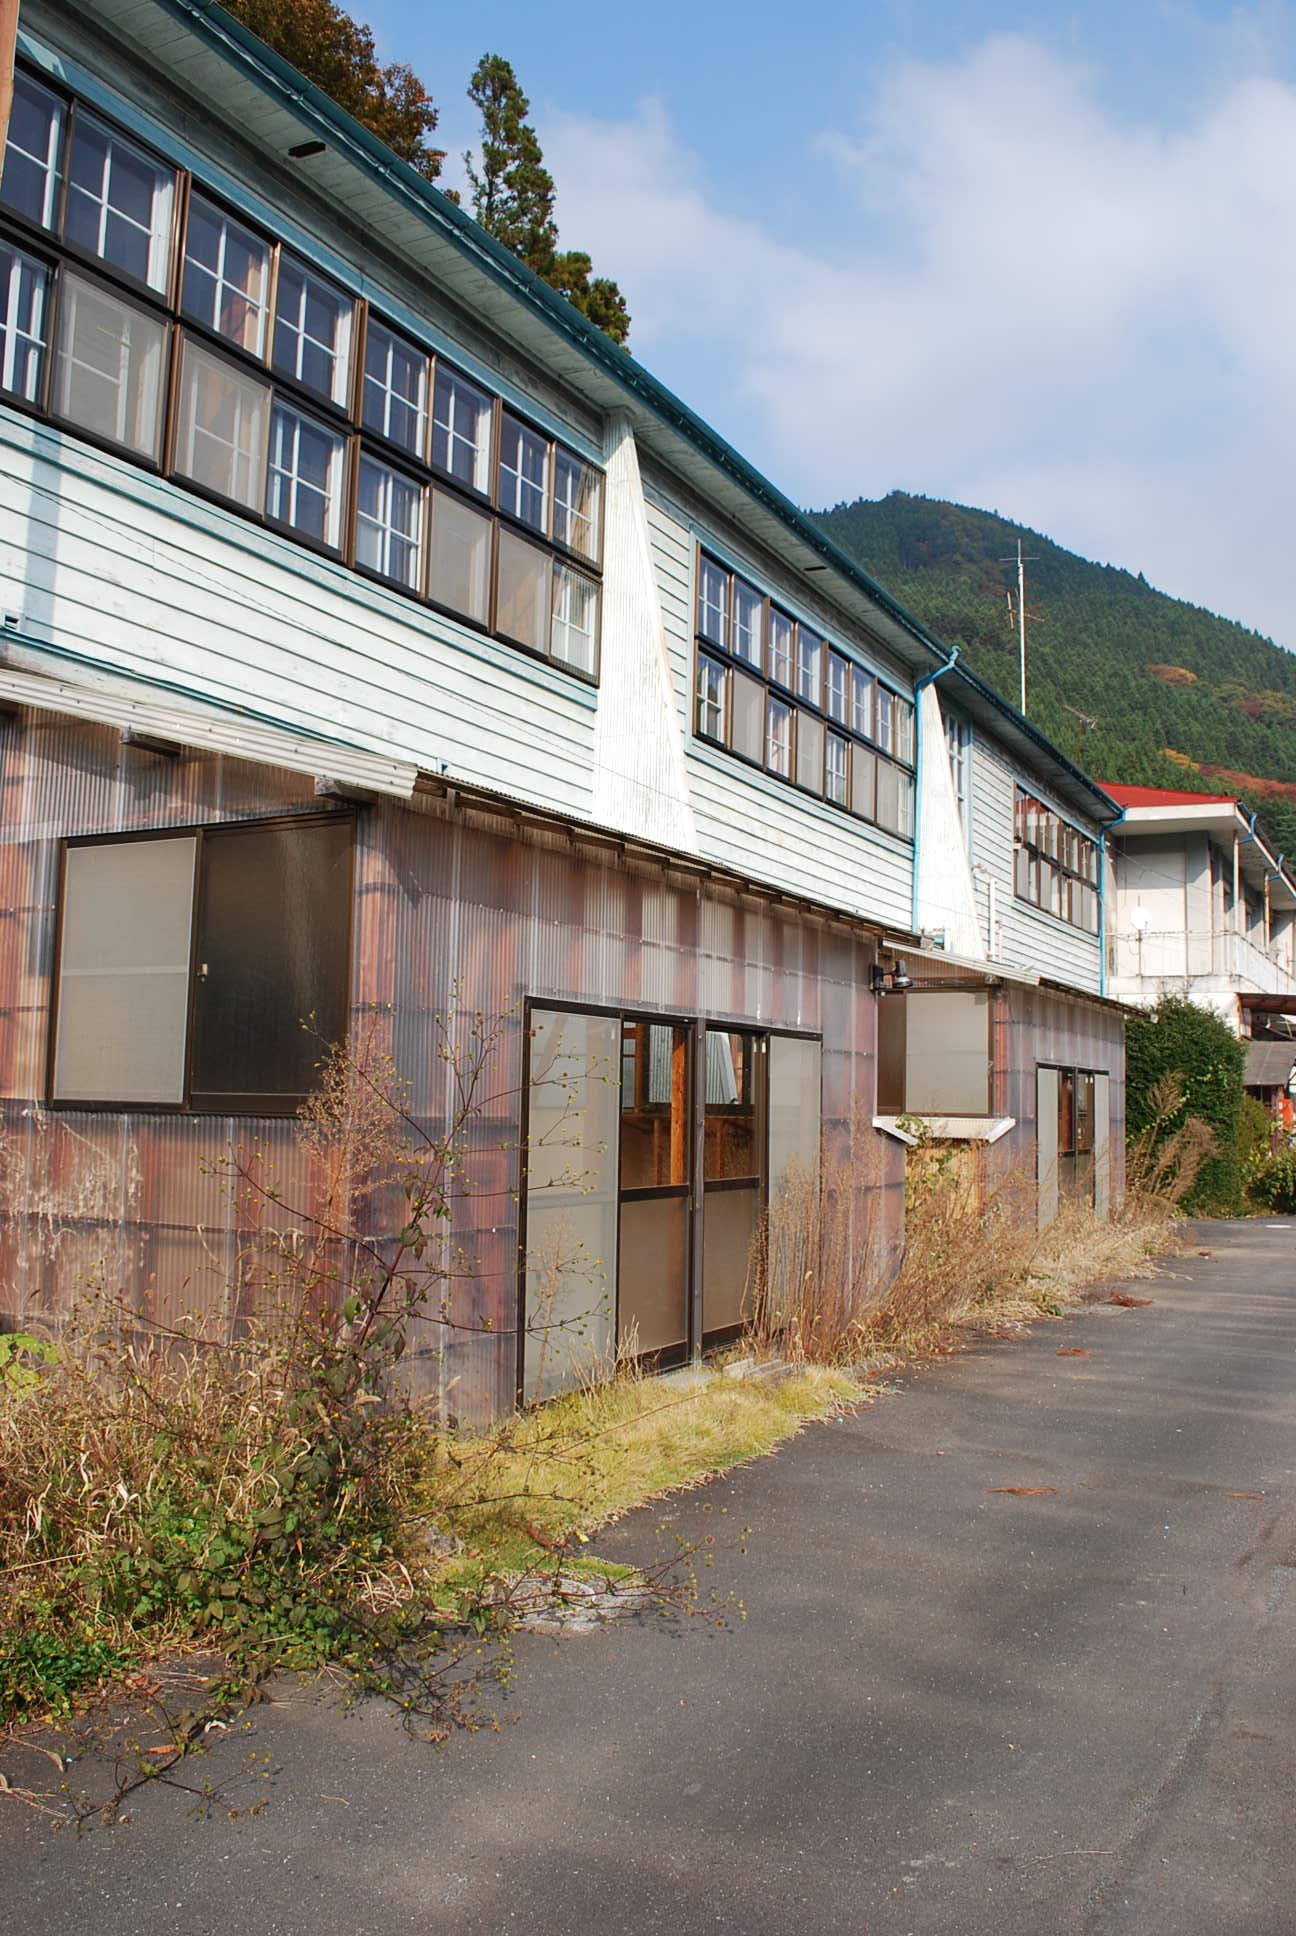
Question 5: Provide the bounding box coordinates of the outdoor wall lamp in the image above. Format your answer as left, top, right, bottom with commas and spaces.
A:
870, 957, 914, 996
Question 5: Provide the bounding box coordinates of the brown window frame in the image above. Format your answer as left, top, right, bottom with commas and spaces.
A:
0, 61, 604, 684
1014, 787, 1101, 934
47, 810, 355, 1116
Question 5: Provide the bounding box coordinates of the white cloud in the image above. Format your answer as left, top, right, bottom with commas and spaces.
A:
542, 36, 1296, 648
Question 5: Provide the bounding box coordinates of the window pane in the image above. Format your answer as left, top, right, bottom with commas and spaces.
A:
851, 743, 876, 820
429, 488, 491, 623
733, 579, 763, 670
0, 241, 49, 402
190, 818, 352, 1105
272, 256, 352, 405
621, 1020, 690, 1188
769, 608, 793, 687
54, 836, 196, 1103
796, 712, 824, 794
181, 195, 270, 355
496, 526, 549, 649
698, 556, 728, 647
767, 696, 792, 778
896, 698, 915, 765
696, 653, 726, 743
796, 626, 822, 705
826, 731, 849, 805
768, 1034, 821, 1205
731, 667, 764, 762
174, 337, 271, 509
362, 319, 428, 457
904, 991, 990, 1115
266, 402, 345, 547
65, 111, 175, 292
553, 447, 601, 562
54, 273, 166, 459
355, 454, 423, 590
551, 562, 598, 673
499, 412, 548, 531
826, 652, 848, 724
875, 686, 895, 754
704, 1028, 758, 1179
432, 365, 492, 491
1, 72, 64, 228
876, 759, 903, 833
851, 666, 874, 739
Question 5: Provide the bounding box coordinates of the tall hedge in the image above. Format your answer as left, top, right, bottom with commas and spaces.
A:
1125, 996, 1246, 1214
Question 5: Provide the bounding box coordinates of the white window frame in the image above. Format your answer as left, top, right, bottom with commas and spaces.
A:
432, 365, 492, 492
551, 563, 599, 674
272, 256, 353, 407
362, 318, 428, 458
65, 109, 175, 293
355, 452, 424, 589
0, 241, 48, 401
181, 194, 271, 356
2, 71, 65, 229
499, 413, 549, 533
266, 401, 345, 549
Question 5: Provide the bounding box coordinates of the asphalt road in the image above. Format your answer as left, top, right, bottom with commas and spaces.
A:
6, 1219, 1296, 1935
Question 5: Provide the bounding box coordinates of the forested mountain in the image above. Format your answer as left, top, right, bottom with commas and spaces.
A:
814, 493, 1296, 857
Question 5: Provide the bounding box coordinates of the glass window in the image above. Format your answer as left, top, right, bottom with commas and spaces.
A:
767, 696, 792, 778
272, 255, 353, 406
851, 666, 874, 739
698, 555, 728, 648
620, 1020, 690, 1188
432, 365, 492, 491
875, 686, 895, 754
53, 272, 166, 460
897, 770, 915, 838
553, 447, 600, 562
499, 412, 548, 532
65, 110, 175, 293
826, 651, 849, 724
173, 337, 271, 510
551, 563, 598, 674
496, 526, 549, 650
428, 488, 491, 624
796, 626, 822, 706
876, 759, 903, 834
796, 712, 824, 794
355, 453, 423, 590
0, 241, 49, 403
180, 195, 270, 355
188, 818, 352, 1108
896, 697, 915, 765
361, 318, 427, 458
826, 731, 849, 805
53, 835, 196, 1104
266, 401, 345, 548
730, 668, 765, 763
733, 578, 763, 670
696, 653, 726, 743
769, 608, 793, 688
1, 71, 65, 229
851, 744, 876, 821
944, 709, 970, 835
704, 1029, 758, 1179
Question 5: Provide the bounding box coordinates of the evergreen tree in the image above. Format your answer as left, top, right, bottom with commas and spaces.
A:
466, 55, 631, 347
225, 0, 443, 180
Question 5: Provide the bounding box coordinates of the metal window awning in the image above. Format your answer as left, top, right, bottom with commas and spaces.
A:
0, 664, 419, 797
874, 1115, 1017, 1146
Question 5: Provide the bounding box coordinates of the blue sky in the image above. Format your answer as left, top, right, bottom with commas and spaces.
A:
363, 3, 1296, 650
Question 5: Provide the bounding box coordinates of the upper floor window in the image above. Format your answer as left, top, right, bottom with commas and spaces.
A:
272, 255, 353, 406
362, 318, 427, 457
1, 71, 64, 229
944, 707, 970, 840
1015, 789, 1100, 934
0, 63, 604, 687
181, 195, 270, 356
65, 110, 176, 293
733, 577, 763, 670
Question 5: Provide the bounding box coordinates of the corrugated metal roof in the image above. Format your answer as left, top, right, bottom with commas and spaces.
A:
1245, 1041, 1296, 1088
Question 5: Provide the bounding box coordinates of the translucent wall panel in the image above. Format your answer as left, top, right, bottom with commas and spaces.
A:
618, 1194, 688, 1354
1037, 1065, 1059, 1231
702, 1184, 759, 1334
905, 991, 989, 1115
522, 1010, 620, 1400
769, 1034, 822, 1203
54, 835, 196, 1103
1094, 1071, 1111, 1221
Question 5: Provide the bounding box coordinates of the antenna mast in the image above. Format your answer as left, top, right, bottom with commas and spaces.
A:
1000, 537, 1039, 715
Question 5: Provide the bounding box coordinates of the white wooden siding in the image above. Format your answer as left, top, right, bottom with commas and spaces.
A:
1, 413, 598, 819
970, 734, 1103, 994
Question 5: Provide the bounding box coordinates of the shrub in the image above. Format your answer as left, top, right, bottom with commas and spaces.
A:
1248, 1148, 1296, 1214
1125, 997, 1246, 1214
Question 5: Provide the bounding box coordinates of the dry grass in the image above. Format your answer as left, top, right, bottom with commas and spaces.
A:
748, 1137, 1180, 1368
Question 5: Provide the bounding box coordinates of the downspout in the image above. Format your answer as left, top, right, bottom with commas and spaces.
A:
1099, 808, 1125, 1000
909, 646, 960, 934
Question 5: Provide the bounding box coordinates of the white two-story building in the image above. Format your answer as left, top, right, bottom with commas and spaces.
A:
0, 0, 1124, 1412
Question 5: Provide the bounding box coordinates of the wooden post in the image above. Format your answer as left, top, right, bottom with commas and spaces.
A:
0, 0, 18, 160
